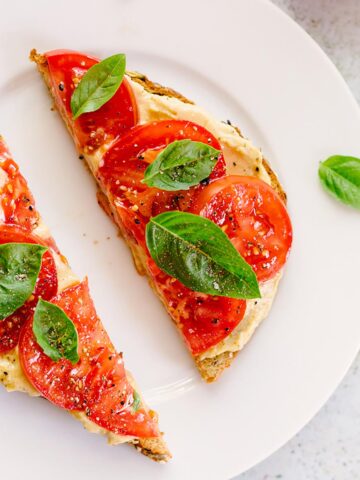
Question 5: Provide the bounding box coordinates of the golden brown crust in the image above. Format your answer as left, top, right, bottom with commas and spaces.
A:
127, 71, 194, 105
132, 436, 171, 463
32, 48, 287, 385
195, 351, 239, 383
261, 157, 287, 203
29, 49, 46, 66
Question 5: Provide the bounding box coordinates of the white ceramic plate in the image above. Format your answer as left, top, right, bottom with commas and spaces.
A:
1, 0, 360, 478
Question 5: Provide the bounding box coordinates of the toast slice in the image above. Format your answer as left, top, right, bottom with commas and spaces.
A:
0, 136, 170, 462
32, 49, 289, 382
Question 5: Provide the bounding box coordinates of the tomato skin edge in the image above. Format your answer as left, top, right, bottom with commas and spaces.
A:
0, 225, 58, 354
191, 175, 293, 283
45, 50, 138, 151
18, 280, 160, 438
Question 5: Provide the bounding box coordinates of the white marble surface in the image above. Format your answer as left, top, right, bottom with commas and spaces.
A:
236, 1, 360, 479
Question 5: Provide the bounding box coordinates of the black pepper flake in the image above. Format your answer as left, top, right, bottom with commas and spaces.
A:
255, 167, 260, 172
226, 119, 232, 125
134, 218, 141, 225
28, 205, 34, 211
138, 155, 144, 160
211, 318, 219, 324
224, 327, 230, 332
233, 162, 237, 167
200, 177, 210, 186
58, 82, 65, 91
79, 155, 84, 160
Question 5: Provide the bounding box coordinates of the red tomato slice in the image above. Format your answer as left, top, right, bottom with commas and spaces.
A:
0, 225, 58, 353
19, 280, 159, 438
99, 119, 226, 246
147, 259, 246, 355
86, 348, 159, 438
45, 50, 137, 151
191, 176, 293, 282
0, 143, 39, 231
20, 281, 113, 410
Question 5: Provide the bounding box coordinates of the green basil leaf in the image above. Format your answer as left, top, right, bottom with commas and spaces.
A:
142, 139, 220, 191
319, 155, 360, 209
71, 53, 126, 119
132, 390, 141, 412
33, 299, 79, 364
0, 243, 47, 320
146, 211, 260, 299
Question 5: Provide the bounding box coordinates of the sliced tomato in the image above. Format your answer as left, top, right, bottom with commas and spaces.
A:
191, 176, 292, 282
19, 280, 159, 438
0, 225, 58, 353
45, 50, 137, 151
0, 143, 39, 231
86, 348, 159, 438
99, 119, 226, 246
147, 259, 246, 355
20, 281, 113, 410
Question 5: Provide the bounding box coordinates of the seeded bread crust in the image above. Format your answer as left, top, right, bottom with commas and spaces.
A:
127, 71, 194, 106
31, 49, 287, 385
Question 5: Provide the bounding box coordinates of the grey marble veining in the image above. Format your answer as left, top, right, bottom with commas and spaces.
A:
236, 1, 360, 479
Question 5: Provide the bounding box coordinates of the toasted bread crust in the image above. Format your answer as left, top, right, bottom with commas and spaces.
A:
31, 49, 287, 386
195, 351, 239, 383
127, 71, 194, 105
132, 436, 170, 463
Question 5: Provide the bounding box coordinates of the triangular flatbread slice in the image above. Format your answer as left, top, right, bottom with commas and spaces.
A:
0, 136, 170, 462
32, 49, 292, 382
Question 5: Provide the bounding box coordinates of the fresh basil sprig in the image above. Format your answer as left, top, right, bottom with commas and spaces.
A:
146, 211, 260, 299
0, 243, 47, 320
33, 299, 79, 364
319, 155, 360, 209
142, 139, 220, 191
132, 391, 141, 412
71, 53, 126, 119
